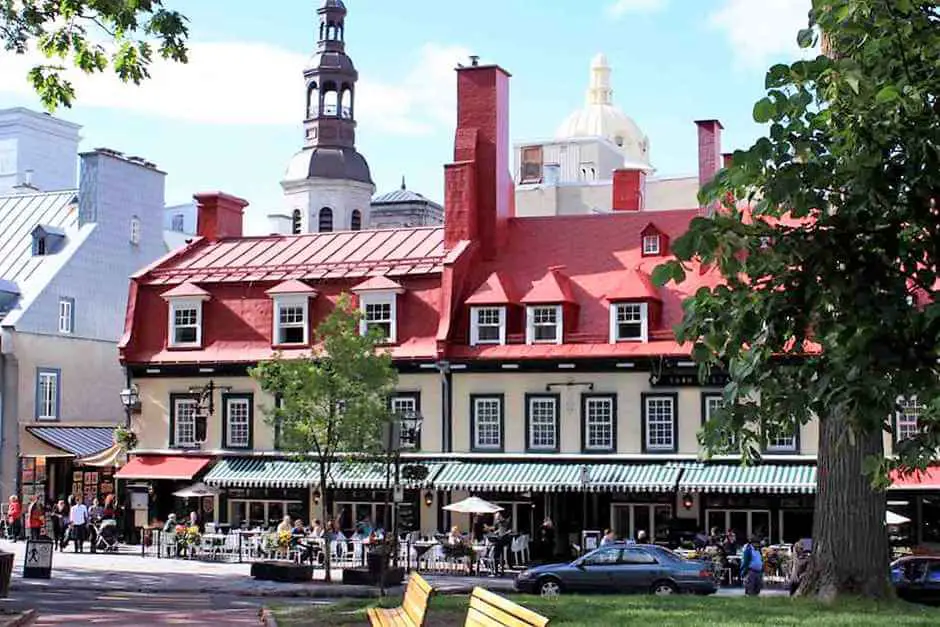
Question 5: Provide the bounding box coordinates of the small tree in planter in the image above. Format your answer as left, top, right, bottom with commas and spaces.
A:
251, 294, 398, 582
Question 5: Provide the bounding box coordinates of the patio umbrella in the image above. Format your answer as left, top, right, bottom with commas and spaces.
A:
442, 496, 503, 514
886, 510, 911, 525
173, 482, 221, 498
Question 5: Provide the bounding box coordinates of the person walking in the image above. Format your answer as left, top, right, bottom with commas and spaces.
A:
51, 499, 69, 551
6, 495, 22, 542
25, 495, 44, 540
68, 496, 89, 553
788, 539, 811, 596
88, 498, 103, 553
740, 535, 765, 597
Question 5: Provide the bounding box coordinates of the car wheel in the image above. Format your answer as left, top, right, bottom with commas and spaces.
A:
650, 580, 678, 595
538, 577, 563, 598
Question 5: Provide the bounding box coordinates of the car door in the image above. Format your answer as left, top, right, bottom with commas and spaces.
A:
566, 546, 622, 593
609, 547, 665, 592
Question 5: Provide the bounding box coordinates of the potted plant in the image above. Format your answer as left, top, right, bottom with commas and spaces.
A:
114, 425, 138, 451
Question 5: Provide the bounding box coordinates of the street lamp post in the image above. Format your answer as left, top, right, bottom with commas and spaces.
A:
380, 410, 422, 590
118, 383, 140, 428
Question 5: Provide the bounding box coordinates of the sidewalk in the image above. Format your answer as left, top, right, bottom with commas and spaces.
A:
1, 540, 514, 598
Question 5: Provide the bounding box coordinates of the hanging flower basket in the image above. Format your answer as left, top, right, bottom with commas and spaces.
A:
114, 425, 138, 452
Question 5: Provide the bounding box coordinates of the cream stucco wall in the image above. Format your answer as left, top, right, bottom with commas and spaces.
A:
133, 373, 443, 452
450, 371, 818, 457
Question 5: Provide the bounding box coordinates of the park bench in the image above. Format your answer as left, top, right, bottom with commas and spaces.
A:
464, 586, 550, 627
366, 572, 434, 627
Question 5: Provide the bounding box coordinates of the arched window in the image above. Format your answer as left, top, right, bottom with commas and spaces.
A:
322, 81, 338, 117
340, 85, 353, 119
350, 209, 362, 231
318, 207, 333, 233
307, 82, 318, 118
291, 209, 302, 235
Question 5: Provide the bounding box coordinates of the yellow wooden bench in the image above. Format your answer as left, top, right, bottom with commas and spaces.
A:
366, 572, 434, 627
464, 586, 550, 627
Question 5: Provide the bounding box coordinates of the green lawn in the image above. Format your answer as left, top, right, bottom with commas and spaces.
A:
274, 594, 939, 626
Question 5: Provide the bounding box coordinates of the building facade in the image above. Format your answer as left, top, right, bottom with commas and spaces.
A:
0, 108, 168, 505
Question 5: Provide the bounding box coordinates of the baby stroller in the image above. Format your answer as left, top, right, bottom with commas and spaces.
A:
95, 519, 119, 552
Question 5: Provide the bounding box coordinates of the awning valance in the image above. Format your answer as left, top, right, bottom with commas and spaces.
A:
115, 455, 212, 481
890, 466, 940, 490
432, 462, 683, 493
25, 426, 115, 458
203, 458, 442, 490
678, 464, 816, 494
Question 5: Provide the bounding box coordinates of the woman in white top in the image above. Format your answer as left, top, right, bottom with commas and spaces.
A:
276, 515, 292, 534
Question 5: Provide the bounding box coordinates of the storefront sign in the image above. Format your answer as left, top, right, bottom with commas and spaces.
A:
651, 372, 730, 387
23, 538, 53, 579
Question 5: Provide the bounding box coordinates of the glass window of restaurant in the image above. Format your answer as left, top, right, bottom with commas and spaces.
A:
333, 489, 420, 535
224, 487, 307, 528
610, 493, 673, 543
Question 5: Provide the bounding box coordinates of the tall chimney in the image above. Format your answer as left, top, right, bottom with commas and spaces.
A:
444, 62, 513, 260
195, 192, 248, 242
612, 168, 646, 211
695, 119, 723, 215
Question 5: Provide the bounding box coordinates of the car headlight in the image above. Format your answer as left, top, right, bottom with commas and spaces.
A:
518, 569, 532, 579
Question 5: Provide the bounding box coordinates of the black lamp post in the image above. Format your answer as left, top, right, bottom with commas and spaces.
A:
188, 380, 217, 445
380, 410, 423, 588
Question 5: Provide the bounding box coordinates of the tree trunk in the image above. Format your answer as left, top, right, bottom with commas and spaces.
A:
798, 411, 892, 599
321, 464, 332, 583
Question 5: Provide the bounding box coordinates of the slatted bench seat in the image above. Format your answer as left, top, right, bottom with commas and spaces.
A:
465, 586, 550, 627
367, 572, 434, 627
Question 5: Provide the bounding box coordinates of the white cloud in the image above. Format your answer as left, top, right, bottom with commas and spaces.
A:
0, 41, 469, 135
607, 0, 667, 18
708, 0, 814, 70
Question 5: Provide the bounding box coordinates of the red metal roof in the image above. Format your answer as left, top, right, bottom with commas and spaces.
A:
143, 227, 447, 285
520, 267, 577, 304
605, 268, 661, 301
465, 271, 516, 305
115, 455, 212, 480
265, 279, 318, 296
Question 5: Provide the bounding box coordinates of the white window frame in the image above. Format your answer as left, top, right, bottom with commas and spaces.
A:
703, 392, 736, 449
130, 215, 141, 245
765, 422, 798, 453
609, 302, 648, 343
168, 299, 203, 348
526, 305, 562, 345
225, 396, 251, 448
472, 396, 503, 450
57, 297, 74, 334
272, 296, 309, 346
470, 306, 506, 346
36, 369, 59, 421
642, 234, 661, 255
896, 396, 922, 442
584, 395, 615, 451
644, 395, 676, 452
527, 396, 559, 451
174, 397, 198, 448
359, 293, 398, 343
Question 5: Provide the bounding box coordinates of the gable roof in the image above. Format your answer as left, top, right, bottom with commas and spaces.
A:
520, 267, 577, 304
352, 275, 405, 293
161, 281, 211, 300
465, 271, 516, 305
605, 268, 661, 301
141, 226, 451, 286
265, 279, 318, 296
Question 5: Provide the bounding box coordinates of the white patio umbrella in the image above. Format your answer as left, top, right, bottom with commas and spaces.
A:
442, 496, 504, 515
173, 482, 221, 498
886, 510, 911, 525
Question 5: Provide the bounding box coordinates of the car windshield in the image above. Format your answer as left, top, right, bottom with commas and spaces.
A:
646, 545, 682, 563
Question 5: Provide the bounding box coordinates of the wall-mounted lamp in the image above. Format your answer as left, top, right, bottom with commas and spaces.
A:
312, 489, 321, 506
424, 490, 434, 507
682, 493, 694, 510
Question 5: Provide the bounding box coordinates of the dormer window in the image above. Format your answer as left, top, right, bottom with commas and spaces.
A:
470, 306, 505, 345
353, 276, 404, 344
521, 146, 543, 183
265, 280, 317, 347
526, 305, 562, 344
610, 302, 648, 342
31, 225, 66, 256
162, 282, 210, 349
642, 234, 660, 256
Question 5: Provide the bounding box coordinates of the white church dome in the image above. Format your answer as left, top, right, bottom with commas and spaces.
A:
556, 54, 650, 168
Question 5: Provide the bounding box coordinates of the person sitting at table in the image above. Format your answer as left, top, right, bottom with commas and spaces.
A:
447, 525, 463, 546
600, 529, 616, 546
356, 515, 373, 537
472, 514, 486, 543
276, 515, 292, 534
311, 519, 325, 539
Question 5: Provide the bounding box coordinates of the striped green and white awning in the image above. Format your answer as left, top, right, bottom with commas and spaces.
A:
203, 457, 442, 490
433, 462, 683, 493
678, 464, 817, 494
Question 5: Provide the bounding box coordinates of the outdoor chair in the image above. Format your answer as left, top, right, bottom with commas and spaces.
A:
465, 586, 550, 627
366, 572, 434, 627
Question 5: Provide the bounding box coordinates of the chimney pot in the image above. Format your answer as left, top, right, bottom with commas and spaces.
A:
695, 119, 724, 214
195, 192, 249, 242
612, 168, 646, 211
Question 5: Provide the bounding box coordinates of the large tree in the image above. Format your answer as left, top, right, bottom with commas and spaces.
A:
654, 0, 940, 600
1, 0, 189, 109
250, 294, 398, 580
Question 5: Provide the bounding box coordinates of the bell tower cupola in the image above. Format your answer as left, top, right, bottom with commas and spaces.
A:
282, 0, 375, 234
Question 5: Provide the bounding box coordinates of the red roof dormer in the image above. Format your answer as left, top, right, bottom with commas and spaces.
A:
466, 271, 516, 306
605, 267, 663, 336
640, 223, 668, 257
520, 266, 576, 305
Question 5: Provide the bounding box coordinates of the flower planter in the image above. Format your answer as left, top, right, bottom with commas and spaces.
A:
341, 566, 404, 586
250, 560, 314, 583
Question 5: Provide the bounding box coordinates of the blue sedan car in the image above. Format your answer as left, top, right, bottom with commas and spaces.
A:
514, 543, 718, 597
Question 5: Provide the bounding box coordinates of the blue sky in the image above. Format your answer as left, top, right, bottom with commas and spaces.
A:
0, 0, 812, 233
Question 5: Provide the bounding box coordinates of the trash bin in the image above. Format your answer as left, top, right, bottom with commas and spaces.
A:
0, 551, 14, 598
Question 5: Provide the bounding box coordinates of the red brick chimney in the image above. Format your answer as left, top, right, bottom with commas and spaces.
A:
612, 168, 646, 211
195, 192, 249, 242
444, 62, 513, 260
694, 119, 723, 190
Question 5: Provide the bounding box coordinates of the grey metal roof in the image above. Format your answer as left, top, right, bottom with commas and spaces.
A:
372, 188, 434, 204
289, 146, 373, 184
0, 190, 78, 287
26, 426, 115, 457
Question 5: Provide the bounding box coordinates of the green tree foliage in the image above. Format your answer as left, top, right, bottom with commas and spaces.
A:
654, 0, 939, 598
1, 0, 189, 109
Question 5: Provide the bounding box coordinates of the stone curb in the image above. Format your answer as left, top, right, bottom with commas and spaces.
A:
259, 606, 278, 627
3, 609, 37, 627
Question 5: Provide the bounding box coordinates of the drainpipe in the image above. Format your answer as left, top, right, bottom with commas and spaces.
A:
436, 361, 452, 453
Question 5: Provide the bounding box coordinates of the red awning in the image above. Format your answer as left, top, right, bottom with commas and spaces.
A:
115, 455, 213, 481
890, 466, 940, 490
